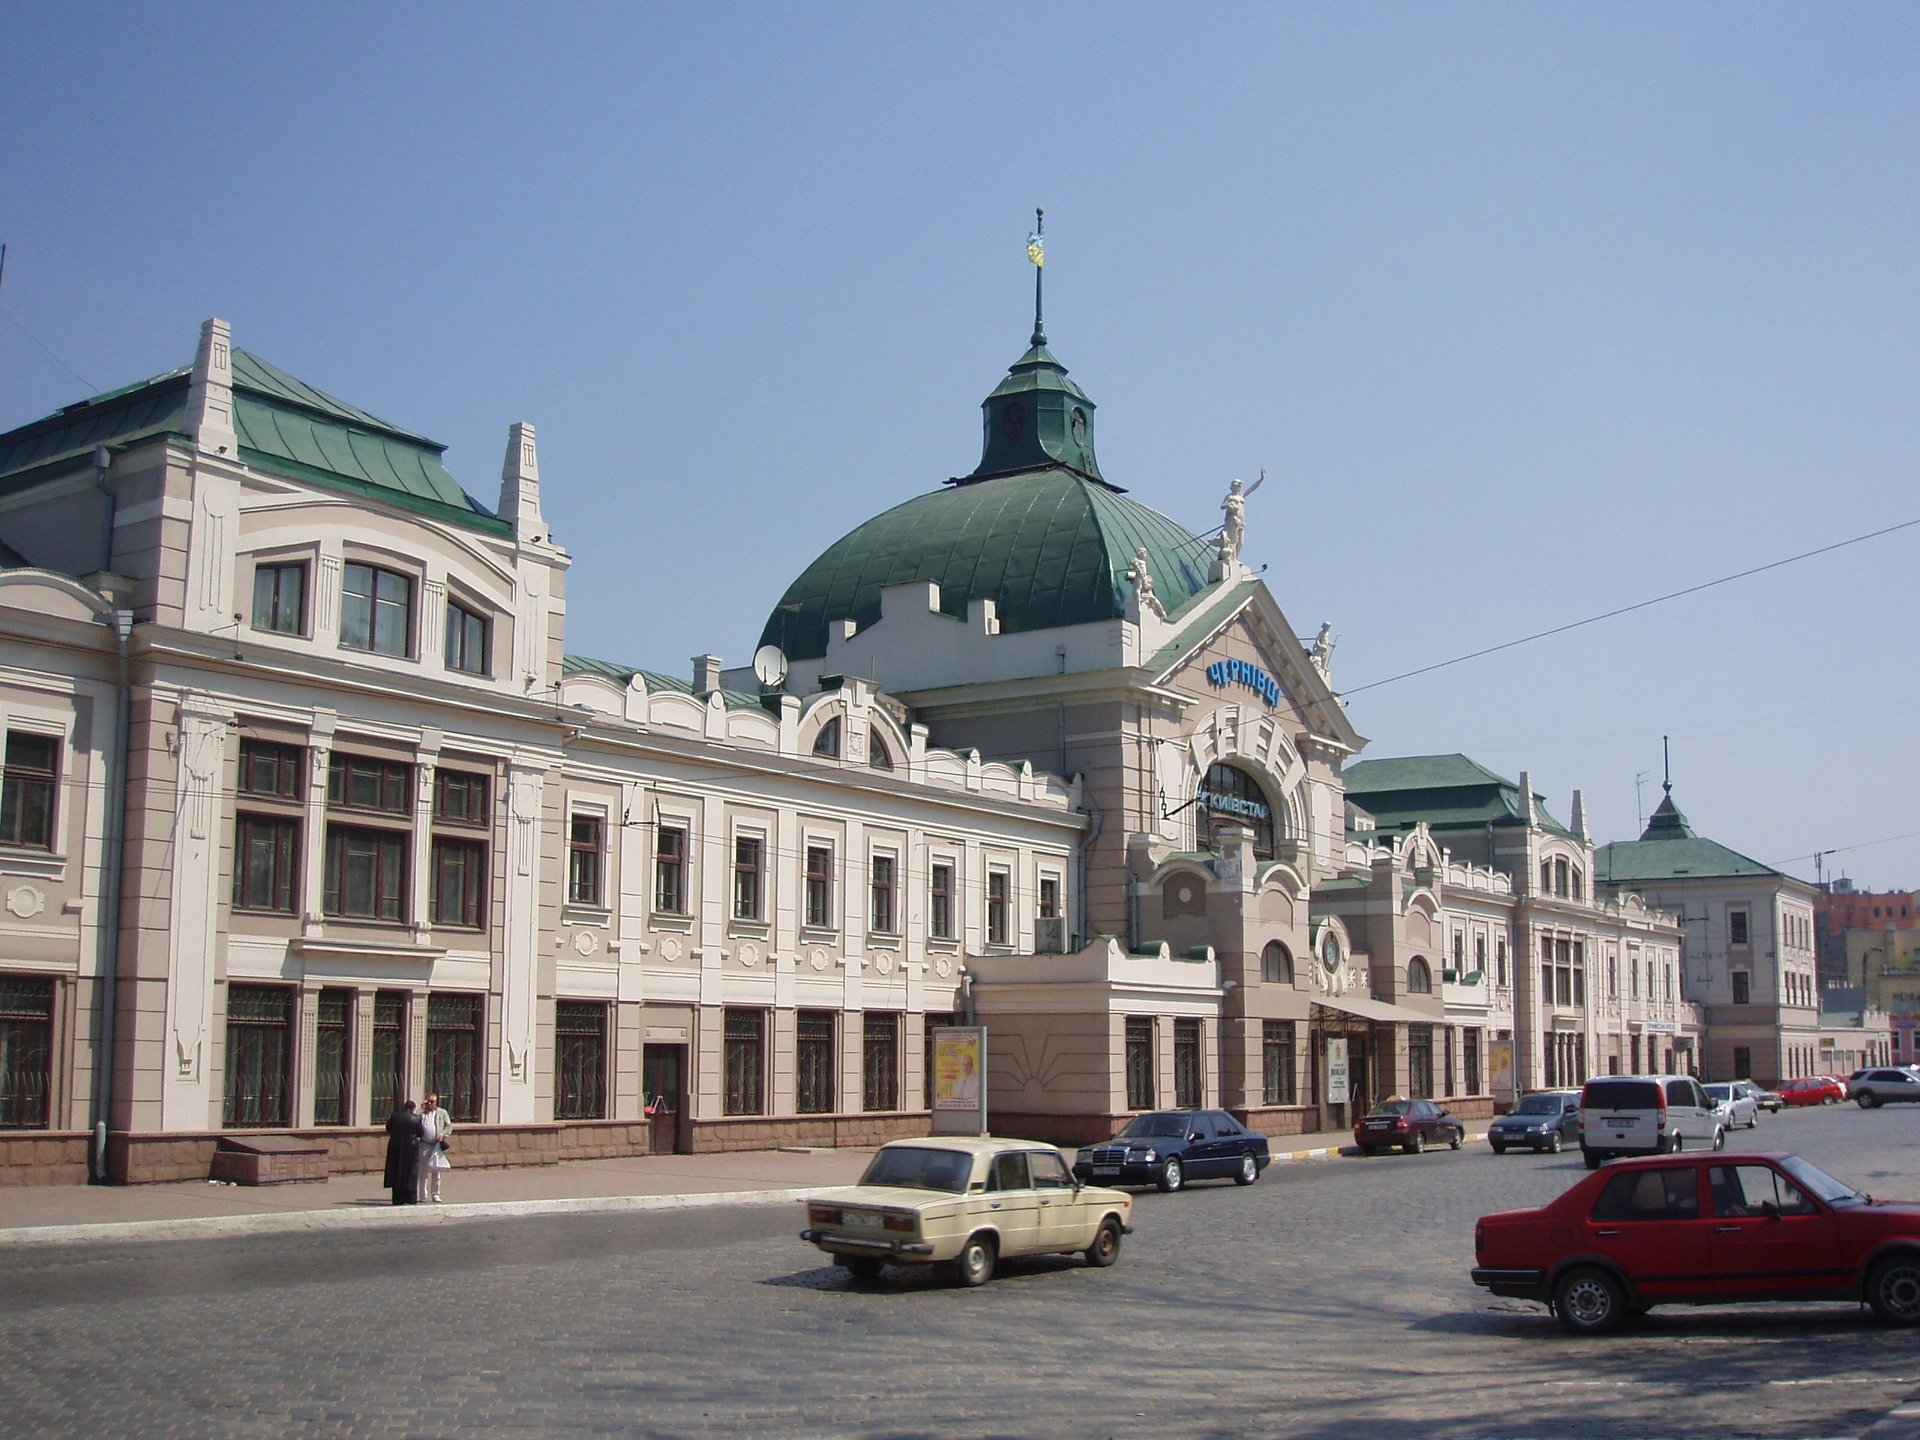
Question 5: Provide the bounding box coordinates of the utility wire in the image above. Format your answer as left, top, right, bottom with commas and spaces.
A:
1340, 515, 1920, 699
1772, 828, 1920, 870
0, 303, 99, 395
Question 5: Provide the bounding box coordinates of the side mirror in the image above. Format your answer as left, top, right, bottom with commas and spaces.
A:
1188, 1132, 1203, 1143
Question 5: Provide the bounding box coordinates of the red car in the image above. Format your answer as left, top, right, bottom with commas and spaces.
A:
1472, 1152, 1920, 1333
1779, 1076, 1845, 1107
1353, 1097, 1464, 1155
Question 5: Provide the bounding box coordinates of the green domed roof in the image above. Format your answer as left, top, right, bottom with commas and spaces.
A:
762, 466, 1213, 662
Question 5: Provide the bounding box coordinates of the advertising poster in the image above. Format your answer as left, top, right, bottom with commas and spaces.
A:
931, 1026, 986, 1134
1489, 1038, 1514, 1099
1326, 1038, 1348, 1105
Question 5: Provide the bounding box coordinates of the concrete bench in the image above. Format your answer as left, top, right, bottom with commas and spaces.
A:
209, 1134, 330, 1186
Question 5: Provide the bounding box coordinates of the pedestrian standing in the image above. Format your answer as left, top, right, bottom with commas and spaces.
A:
384, 1100, 424, 1205
417, 1092, 454, 1203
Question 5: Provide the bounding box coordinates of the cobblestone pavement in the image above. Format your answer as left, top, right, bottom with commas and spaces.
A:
3, 1107, 1918, 1439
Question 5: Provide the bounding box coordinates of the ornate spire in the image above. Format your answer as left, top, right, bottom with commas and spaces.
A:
1028, 208, 1046, 346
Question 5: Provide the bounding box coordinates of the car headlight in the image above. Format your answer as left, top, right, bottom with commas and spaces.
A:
1130, 1147, 1157, 1163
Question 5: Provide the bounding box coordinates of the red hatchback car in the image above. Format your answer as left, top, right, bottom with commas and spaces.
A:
1472, 1152, 1920, 1334
1779, 1076, 1845, 1107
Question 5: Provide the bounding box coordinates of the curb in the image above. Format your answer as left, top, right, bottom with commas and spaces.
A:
0, 1184, 830, 1249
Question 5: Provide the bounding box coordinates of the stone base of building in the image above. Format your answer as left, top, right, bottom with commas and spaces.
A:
686, 1112, 928, 1152
1233, 1105, 1323, 1137
2, 1133, 93, 1186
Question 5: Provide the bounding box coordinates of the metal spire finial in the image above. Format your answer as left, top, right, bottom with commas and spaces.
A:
1662, 735, 1672, 794
1029, 208, 1046, 346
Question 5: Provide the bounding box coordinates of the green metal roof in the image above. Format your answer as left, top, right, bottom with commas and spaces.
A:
1341, 753, 1575, 838
1595, 836, 1779, 884
1639, 790, 1695, 840
0, 346, 507, 535
562, 654, 766, 712
761, 465, 1214, 662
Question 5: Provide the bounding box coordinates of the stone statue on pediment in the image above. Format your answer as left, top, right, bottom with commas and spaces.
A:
1309, 621, 1337, 679
1125, 546, 1166, 620
1216, 469, 1265, 571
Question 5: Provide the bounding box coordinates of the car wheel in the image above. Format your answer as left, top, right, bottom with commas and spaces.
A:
1554, 1267, 1626, 1336
1748, 1112, 1760, 1129
1867, 1254, 1920, 1325
1489, 1141, 1506, 1155
952, 1234, 997, 1288
1583, 1152, 1603, 1171
1084, 1217, 1123, 1268
1407, 1131, 1426, 1154
1234, 1153, 1259, 1186
839, 1257, 883, 1283
1547, 1132, 1564, 1154
1665, 1133, 1683, 1154
1712, 1127, 1726, 1152
1822, 1094, 1837, 1106
1860, 1094, 1880, 1109
1158, 1158, 1185, 1193
1449, 1129, 1463, 1151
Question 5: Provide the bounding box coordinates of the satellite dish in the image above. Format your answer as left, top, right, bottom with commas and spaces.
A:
752, 644, 788, 689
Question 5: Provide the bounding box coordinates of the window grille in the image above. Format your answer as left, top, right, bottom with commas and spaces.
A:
0, 976, 54, 1130
1174, 1018, 1202, 1108
863, 1012, 899, 1112
1262, 1020, 1296, 1106
1125, 1017, 1155, 1110
723, 1009, 765, 1116
371, 990, 406, 1118
314, 988, 352, 1125
223, 984, 292, 1128
427, 992, 482, 1122
554, 1001, 608, 1120
796, 1010, 835, 1114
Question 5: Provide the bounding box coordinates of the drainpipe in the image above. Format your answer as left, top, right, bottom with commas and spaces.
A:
1077, 802, 1101, 952
91, 607, 134, 1182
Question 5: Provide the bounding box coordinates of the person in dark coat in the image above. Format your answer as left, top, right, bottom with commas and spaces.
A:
384, 1100, 424, 1205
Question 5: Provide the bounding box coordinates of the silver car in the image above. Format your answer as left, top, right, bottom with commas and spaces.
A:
1704, 1081, 1759, 1129
1851, 1067, 1920, 1108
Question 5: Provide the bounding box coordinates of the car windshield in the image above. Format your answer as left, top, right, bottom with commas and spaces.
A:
858, 1147, 973, 1193
1779, 1155, 1867, 1207
1367, 1100, 1412, 1117
1704, 1085, 1732, 1101
1513, 1094, 1563, 1115
1117, 1113, 1191, 1138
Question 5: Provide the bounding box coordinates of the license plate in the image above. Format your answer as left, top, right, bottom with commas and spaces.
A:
842, 1212, 883, 1229
1092, 1167, 1120, 1176
1603, 1116, 1636, 1127
1367, 1120, 1392, 1128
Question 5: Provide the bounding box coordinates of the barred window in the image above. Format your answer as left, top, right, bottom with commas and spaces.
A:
863, 1012, 899, 1112
723, 1009, 765, 1116
929, 863, 955, 941
654, 825, 687, 914
0, 976, 54, 1130
1125, 1017, 1156, 1111
1409, 1025, 1434, 1099
427, 992, 482, 1122
870, 854, 896, 934
0, 733, 58, 850
796, 1010, 835, 1114
223, 984, 292, 1128
314, 988, 352, 1126
1464, 1028, 1481, 1094
1174, 1017, 1202, 1108
371, 990, 407, 1118
733, 835, 763, 920
1262, 1020, 1296, 1106
554, 1000, 608, 1121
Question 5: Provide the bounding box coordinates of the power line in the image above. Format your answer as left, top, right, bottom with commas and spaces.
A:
0, 302, 99, 395
1772, 828, 1920, 871
1340, 515, 1920, 699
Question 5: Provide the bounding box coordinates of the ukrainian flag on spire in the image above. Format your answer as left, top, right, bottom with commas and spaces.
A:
1027, 230, 1045, 268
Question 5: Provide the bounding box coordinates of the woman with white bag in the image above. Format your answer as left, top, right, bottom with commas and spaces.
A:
417, 1092, 454, 1203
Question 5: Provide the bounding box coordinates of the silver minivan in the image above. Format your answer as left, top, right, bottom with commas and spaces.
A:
1579, 1074, 1725, 1169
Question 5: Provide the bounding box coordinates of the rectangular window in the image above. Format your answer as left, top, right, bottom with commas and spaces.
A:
930, 862, 955, 941
313, 988, 352, 1126
986, 870, 1010, 946
0, 976, 55, 1130
1444, 1026, 1457, 1097
430, 837, 485, 928
1729, 909, 1750, 946
654, 825, 687, 914
1262, 1020, 1296, 1106
570, 815, 605, 907
222, 983, 292, 1128
1408, 1025, 1434, 1098
723, 1009, 765, 1116
327, 755, 412, 815
1464, 1028, 1481, 1094
1125, 1016, 1156, 1111
426, 992, 482, 1122
340, 562, 413, 657
1496, 937, 1507, 988
1173, 1017, 1202, 1108
371, 990, 406, 1118
1036, 875, 1063, 951
0, 733, 58, 850
433, 770, 488, 825
796, 1010, 836, 1114
1733, 1045, 1752, 1078
324, 825, 408, 921
444, 600, 488, 675
239, 740, 302, 800
733, 835, 763, 921
554, 1000, 609, 1121
1733, 971, 1750, 1004
234, 814, 299, 913
863, 1012, 899, 1112
251, 561, 307, 635
869, 854, 896, 934
804, 844, 834, 928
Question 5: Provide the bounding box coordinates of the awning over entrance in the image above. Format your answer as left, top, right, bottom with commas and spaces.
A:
1312, 994, 1446, 1026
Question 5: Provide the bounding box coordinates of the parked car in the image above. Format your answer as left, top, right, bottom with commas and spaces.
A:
1703, 1082, 1760, 1130
1579, 1075, 1724, 1169
1779, 1076, 1846, 1107
1852, 1068, 1920, 1108
801, 1136, 1133, 1286
1354, 1097, 1464, 1156
1741, 1080, 1784, 1113
1472, 1151, 1920, 1333
1823, 1075, 1853, 1099
1489, 1090, 1581, 1155
1073, 1109, 1271, 1192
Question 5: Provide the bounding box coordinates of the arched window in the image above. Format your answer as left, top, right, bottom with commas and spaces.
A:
1261, 941, 1293, 985
868, 733, 893, 771
1406, 957, 1433, 994
1199, 762, 1277, 859
812, 718, 841, 758
1553, 857, 1570, 898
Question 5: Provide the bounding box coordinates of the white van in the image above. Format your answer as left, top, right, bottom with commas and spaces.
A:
1578, 1074, 1725, 1169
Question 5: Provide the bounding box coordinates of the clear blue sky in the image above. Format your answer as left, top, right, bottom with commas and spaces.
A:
4, 5, 1916, 888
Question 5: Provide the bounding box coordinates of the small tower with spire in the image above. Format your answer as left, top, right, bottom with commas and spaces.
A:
1641, 736, 1696, 840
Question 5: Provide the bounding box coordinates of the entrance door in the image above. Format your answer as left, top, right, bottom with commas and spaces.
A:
642, 1044, 688, 1155
1347, 1033, 1372, 1118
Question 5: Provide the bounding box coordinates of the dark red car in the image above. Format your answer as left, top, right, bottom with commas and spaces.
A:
1472, 1152, 1920, 1333
1779, 1076, 1845, 1107
1354, 1097, 1464, 1156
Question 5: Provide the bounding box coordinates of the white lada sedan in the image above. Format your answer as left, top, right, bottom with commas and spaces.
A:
801, 1136, 1134, 1286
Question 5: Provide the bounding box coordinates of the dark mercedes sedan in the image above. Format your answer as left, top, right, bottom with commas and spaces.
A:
1489, 1089, 1581, 1155
1072, 1109, 1271, 1192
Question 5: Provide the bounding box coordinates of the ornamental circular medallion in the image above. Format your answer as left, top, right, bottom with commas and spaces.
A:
934, 956, 953, 979
873, 953, 894, 976
738, 942, 760, 968
659, 936, 682, 963
5, 885, 44, 920
808, 948, 829, 972
572, 930, 598, 957
1176, 884, 1194, 904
